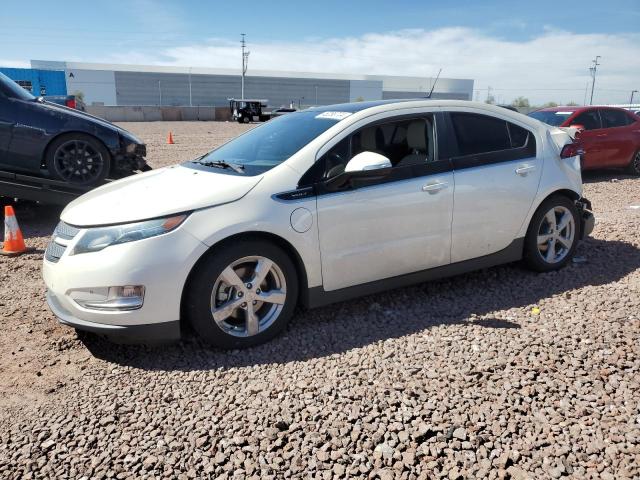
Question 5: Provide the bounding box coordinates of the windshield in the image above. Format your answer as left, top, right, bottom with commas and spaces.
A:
0, 72, 36, 101
196, 110, 346, 174
528, 110, 574, 127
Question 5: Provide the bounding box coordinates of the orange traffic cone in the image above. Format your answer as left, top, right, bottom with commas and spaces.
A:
1, 205, 34, 256
167, 131, 175, 144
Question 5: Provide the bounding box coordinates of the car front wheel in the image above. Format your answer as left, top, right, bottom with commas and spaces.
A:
185, 240, 298, 349
524, 195, 579, 272
46, 133, 111, 186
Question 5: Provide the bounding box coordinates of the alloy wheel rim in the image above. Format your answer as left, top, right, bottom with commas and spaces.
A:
210, 256, 287, 337
537, 206, 575, 264
54, 140, 104, 183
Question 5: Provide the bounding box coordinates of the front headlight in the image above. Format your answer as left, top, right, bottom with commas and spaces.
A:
71, 214, 187, 255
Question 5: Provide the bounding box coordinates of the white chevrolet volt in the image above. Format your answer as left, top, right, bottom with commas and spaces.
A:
43, 100, 594, 348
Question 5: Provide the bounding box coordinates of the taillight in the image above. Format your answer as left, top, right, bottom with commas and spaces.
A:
65, 98, 76, 109
560, 142, 584, 159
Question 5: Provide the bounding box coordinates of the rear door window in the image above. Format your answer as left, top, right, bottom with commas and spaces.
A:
572, 110, 601, 130
450, 113, 511, 156
600, 109, 631, 128
448, 112, 536, 168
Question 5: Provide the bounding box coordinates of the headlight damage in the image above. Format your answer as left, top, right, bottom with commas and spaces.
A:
71, 214, 188, 255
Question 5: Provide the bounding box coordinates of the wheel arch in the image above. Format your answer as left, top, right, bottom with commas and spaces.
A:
42, 130, 114, 171
521, 188, 582, 252
180, 231, 311, 323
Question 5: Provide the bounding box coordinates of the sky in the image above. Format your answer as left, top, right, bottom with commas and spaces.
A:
1, 0, 639, 105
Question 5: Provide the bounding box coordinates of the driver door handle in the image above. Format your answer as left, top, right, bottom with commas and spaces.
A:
515, 165, 536, 176
422, 181, 448, 193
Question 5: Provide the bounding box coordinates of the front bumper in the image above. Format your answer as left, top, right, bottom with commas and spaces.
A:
47, 291, 180, 344
43, 221, 208, 344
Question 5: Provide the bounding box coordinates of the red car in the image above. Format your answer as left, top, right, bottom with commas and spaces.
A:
529, 106, 640, 174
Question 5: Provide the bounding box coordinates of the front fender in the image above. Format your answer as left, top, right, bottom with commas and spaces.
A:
182, 196, 323, 289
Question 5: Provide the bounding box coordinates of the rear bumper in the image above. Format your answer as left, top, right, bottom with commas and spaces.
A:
47, 290, 181, 344
577, 197, 595, 239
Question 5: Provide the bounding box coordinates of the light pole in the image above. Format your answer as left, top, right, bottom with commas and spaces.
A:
188, 67, 193, 107
630, 90, 638, 106
241, 34, 249, 101
589, 56, 601, 105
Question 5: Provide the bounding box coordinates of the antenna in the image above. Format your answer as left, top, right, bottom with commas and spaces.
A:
426, 68, 442, 98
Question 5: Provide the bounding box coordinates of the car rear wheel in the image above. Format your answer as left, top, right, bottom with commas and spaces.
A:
627, 150, 640, 176
524, 195, 579, 272
185, 240, 298, 349
46, 133, 111, 186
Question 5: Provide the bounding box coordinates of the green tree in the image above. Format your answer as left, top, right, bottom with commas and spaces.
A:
72, 90, 85, 103
511, 96, 530, 108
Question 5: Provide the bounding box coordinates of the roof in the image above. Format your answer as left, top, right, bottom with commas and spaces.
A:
228, 98, 268, 102
535, 106, 582, 112
536, 105, 634, 113
304, 99, 545, 132
308, 99, 418, 113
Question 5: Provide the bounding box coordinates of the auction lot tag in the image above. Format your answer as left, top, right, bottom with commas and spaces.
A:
315, 111, 352, 120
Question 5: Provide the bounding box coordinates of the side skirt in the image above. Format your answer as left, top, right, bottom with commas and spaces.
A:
305, 238, 524, 309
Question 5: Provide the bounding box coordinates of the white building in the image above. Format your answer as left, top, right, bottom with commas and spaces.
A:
31, 60, 474, 108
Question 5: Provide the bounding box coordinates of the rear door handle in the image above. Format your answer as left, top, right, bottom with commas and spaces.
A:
422, 181, 448, 193
515, 165, 536, 176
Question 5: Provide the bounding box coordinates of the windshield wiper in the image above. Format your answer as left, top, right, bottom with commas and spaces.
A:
196, 159, 245, 174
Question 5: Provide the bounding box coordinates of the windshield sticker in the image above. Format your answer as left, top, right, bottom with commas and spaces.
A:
315, 111, 353, 120
556, 111, 573, 115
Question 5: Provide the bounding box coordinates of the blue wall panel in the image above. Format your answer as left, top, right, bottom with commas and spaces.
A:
0, 67, 67, 96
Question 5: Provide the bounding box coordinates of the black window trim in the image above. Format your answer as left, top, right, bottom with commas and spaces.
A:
444, 111, 537, 171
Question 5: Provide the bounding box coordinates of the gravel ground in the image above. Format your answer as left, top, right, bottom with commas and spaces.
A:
1, 121, 639, 479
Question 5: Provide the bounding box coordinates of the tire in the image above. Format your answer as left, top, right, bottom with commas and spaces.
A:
185, 239, 299, 349
627, 150, 640, 176
242, 116, 250, 124
524, 195, 580, 272
45, 133, 111, 186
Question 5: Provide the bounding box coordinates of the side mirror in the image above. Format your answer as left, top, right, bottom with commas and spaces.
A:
344, 151, 392, 173
324, 151, 392, 192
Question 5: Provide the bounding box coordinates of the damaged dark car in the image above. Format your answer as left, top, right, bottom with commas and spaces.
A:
0, 72, 150, 204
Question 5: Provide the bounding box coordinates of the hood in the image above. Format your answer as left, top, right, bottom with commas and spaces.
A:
41, 101, 128, 133
61, 164, 262, 226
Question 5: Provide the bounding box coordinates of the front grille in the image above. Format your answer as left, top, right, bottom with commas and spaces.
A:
45, 221, 80, 263
53, 221, 80, 240
45, 242, 66, 263
135, 144, 146, 157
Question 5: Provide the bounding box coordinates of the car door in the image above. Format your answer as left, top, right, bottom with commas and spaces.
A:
0, 91, 15, 167
445, 110, 542, 263
313, 112, 454, 291
569, 109, 605, 169
597, 108, 638, 167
